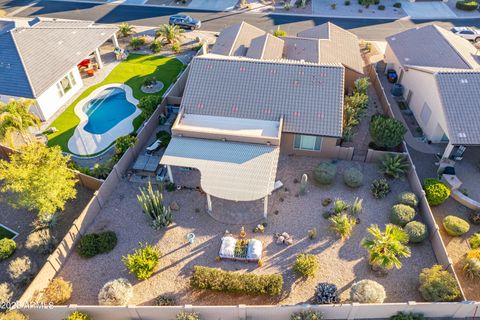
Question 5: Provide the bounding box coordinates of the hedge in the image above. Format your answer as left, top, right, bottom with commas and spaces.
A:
190, 266, 283, 296
456, 0, 479, 10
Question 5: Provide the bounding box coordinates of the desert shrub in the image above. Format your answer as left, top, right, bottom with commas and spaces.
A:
371, 178, 391, 199
467, 249, 480, 260
390, 312, 425, 320
156, 130, 171, 148
397, 192, 418, 208
329, 213, 356, 240
404, 221, 428, 243
381, 154, 409, 179
463, 257, 480, 279
273, 28, 287, 37
423, 178, 450, 206
41, 277, 72, 305
8, 256, 37, 284
393, 1, 401, 7
314, 162, 337, 185
419, 265, 461, 302
0, 238, 16, 261
343, 167, 363, 188
0, 310, 29, 320
314, 282, 338, 304
171, 43, 181, 53
77, 231, 117, 258
137, 95, 162, 117
350, 280, 386, 303
390, 204, 416, 227
293, 254, 319, 277
25, 229, 57, 254
122, 243, 161, 280
378, 4, 385, 9
290, 310, 325, 320
456, 0, 478, 10
351, 197, 363, 215
129, 36, 145, 50
98, 278, 133, 306
0, 282, 14, 305
65, 311, 91, 320
190, 266, 283, 296
469, 233, 480, 249
149, 39, 163, 53
443, 215, 470, 236
333, 198, 349, 214
370, 114, 406, 149
155, 294, 176, 306
176, 312, 201, 320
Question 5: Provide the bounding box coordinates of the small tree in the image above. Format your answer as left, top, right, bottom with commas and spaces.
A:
273, 28, 287, 37
118, 22, 135, 38
361, 224, 411, 271
156, 24, 184, 44
0, 143, 77, 218
354, 77, 371, 95
370, 115, 406, 149
0, 99, 40, 147
137, 180, 172, 230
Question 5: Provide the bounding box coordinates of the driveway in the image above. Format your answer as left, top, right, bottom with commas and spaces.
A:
188, 0, 237, 11
402, 1, 456, 18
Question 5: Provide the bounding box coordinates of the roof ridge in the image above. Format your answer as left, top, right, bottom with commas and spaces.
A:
435, 25, 476, 69
9, 32, 36, 97
227, 22, 245, 56
197, 54, 344, 68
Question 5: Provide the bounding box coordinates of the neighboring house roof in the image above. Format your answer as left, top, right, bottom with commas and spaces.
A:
246, 34, 284, 60
435, 71, 480, 145
211, 21, 265, 57
161, 136, 280, 201
387, 24, 480, 69
281, 36, 320, 63
181, 54, 345, 138
0, 18, 117, 98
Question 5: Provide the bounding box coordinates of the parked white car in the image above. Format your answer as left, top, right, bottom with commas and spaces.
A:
451, 27, 480, 42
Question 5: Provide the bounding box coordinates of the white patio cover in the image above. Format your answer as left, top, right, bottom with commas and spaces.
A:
160, 137, 280, 201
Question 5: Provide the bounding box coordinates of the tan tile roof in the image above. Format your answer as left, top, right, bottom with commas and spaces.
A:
246, 33, 284, 60
181, 54, 345, 137
211, 21, 265, 57
281, 36, 320, 63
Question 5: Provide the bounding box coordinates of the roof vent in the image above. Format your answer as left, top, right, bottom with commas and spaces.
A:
458, 132, 467, 138
391, 37, 396, 41
100, 32, 105, 36
58, 41, 63, 45
460, 79, 468, 84
404, 57, 410, 62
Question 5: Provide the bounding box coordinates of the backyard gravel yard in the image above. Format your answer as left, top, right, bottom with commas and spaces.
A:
58, 156, 437, 305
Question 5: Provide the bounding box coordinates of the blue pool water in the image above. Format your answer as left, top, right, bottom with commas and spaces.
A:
83, 87, 136, 134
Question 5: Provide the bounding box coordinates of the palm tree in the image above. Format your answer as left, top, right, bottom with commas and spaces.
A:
118, 22, 135, 38
0, 99, 40, 147
155, 24, 184, 45
361, 224, 411, 271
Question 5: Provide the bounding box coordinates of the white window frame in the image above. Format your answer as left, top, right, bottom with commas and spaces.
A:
56, 71, 77, 98
293, 134, 322, 151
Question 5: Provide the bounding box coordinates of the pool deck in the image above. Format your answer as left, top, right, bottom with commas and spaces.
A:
67, 83, 141, 156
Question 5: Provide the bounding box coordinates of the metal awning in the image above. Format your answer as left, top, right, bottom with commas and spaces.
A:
160, 137, 280, 202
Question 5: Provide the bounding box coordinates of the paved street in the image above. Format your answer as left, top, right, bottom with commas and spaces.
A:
1, 0, 480, 40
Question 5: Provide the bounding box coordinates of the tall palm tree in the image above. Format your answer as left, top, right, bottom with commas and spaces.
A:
0, 99, 40, 147
155, 24, 184, 45
118, 22, 135, 38
361, 224, 411, 271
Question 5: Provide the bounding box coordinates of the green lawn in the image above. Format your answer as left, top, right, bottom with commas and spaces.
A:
0, 224, 17, 240
46, 54, 184, 154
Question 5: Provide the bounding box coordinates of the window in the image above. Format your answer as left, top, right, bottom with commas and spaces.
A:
56, 71, 77, 98
294, 135, 322, 151
420, 103, 432, 125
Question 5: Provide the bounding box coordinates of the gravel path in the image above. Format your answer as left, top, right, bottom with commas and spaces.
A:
58, 156, 437, 305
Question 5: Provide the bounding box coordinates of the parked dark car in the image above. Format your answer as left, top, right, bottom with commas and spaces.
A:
169, 15, 201, 30
386, 69, 398, 83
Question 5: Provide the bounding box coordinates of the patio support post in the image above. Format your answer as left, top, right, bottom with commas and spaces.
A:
167, 165, 174, 183
94, 48, 104, 69
263, 195, 268, 218
206, 193, 212, 212
112, 34, 119, 48
442, 142, 455, 159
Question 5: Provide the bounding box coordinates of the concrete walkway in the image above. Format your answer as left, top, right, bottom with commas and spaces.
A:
188, 0, 237, 10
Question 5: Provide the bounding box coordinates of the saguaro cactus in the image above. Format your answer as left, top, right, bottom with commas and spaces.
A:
137, 181, 172, 230
299, 174, 308, 195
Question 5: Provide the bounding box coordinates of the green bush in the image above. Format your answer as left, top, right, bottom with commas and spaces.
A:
443, 215, 470, 236
314, 162, 337, 185
371, 178, 391, 199
393, 1, 401, 7
122, 243, 161, 280
0, 238, 16, 261
77, 231, 117, 258
397, 192, 418, 208
25, 229, 58, 254
370, 114, 406, 149
171, 43, 181, 53
390, 312, 424, 320
381, 154, 409, 179
329, 213, 356, 240
290, 310, 325, 320
469, 233, 480, 249
138, 95, 162, 117
0, 282, 15, 306
129, 36, 145, 50
463, 257, 480, 280
113, 134, 136, 162
156, 131, 171, 148
419, 265, 461, 302
273, 29, 287, 37
176, 312, 201, 320
65, 312, 91, 320
98, 278, 133, 305
41, 277, 72, 305
378, 4, 385, 9
391, 204, 416, 227
293, 254, 319, 277
404, 221, 428, 243
343, 167, 363, 188
423, 178, 450, 206
190, 266, 283, 296
456, 0, 478, 10
0, 310, 29, 320
350, 280, 386, 303
150, 40, 163, 53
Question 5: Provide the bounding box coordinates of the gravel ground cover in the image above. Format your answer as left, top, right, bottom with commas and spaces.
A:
58, 156, 437, 305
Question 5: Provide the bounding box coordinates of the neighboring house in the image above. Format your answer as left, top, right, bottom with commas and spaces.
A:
211, 21, 364, 89
0, 17, 118, 121
384, 25, 480, 157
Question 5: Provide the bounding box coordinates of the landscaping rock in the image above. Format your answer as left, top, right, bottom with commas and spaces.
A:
170, 201, 179, 211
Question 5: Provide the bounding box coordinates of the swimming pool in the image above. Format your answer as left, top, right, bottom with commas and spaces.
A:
83, 87, 137, 135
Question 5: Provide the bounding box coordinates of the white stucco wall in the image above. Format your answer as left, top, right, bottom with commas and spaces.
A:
35, 66, 83, 121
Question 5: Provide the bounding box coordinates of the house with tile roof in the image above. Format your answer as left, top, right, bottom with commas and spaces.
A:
0, 17, 118, 121
384, 24, 480, 156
